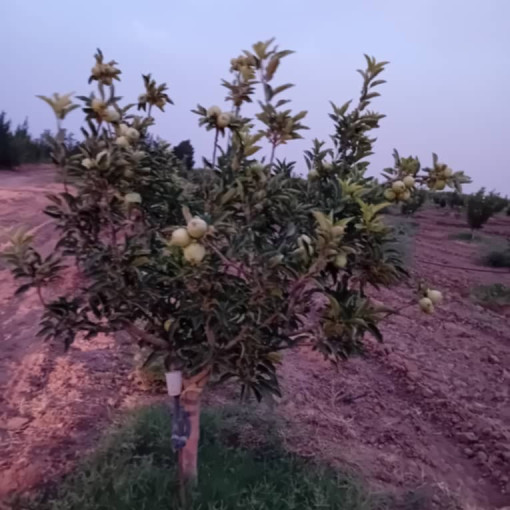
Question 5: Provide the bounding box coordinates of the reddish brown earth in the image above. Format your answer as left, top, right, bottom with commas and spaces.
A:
1, 167, 509, 509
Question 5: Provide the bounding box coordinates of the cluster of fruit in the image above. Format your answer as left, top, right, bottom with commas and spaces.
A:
427, 163, 453, 191
81, 122, 145, 172
296, 219, 348, 268
115, 123, 140, 148
137, 92, 166, 111
89, 57, 120, 86
307, 162, 334, 181
418, 289, 443, 314
384, 175, 415, 202
399, 156, 420, 176
169, 217, 209, 265
230, 54, 257, 72
206, 106, 231, 129
88, 98, 121, 123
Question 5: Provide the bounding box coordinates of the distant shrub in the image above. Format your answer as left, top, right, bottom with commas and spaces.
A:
488, 193, 509, 214
482, 243, 510, 268
466, 189, 499, 232
431, 191, 465, 209
471, 283, 510, 308
449, 231, 482, 242
432, 193, 447, 208
0, 112, 16, 168
447, 192, 466, 209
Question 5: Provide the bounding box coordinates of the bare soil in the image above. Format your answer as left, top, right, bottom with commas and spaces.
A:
1, 168, 509, 509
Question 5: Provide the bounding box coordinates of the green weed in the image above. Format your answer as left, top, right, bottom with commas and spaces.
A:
481, 246, 510, 268
386, 217, 418, 269
448, 231, 482, 242
12, 404, 390, 510
471, 283, 510, 308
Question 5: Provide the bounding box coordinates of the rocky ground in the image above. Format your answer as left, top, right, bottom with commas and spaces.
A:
0, 167, 509, 509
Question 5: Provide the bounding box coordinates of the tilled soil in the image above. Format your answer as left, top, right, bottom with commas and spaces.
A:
278, 210, 510, 509
0, 168, 509, 509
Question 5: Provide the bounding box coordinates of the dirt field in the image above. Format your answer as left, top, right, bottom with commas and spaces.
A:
1, 167, 509, 509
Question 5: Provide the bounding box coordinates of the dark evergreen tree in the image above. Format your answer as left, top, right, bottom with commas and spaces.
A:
173, 139, 194, 170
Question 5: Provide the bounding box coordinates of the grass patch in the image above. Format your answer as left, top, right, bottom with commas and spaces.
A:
476, 237, 510, 268
386, 217, 419, 270
481, 247, 510, 268
392, 219, 419, 237
448, 232, 510, 268
12, 404, 393, 510
448, 231, 483, 242
471, 283, 510, 308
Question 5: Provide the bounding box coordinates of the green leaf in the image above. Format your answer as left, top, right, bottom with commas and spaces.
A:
312, 211, 331, 231
15, 283, 32, 296
252, 41, 266, 59
293, 110, 307, 122
220, 187, 238, 204
244, 146, 261, 156
370, 79, 386, 88
265, 57, 280, 81
272, 84, 294, 97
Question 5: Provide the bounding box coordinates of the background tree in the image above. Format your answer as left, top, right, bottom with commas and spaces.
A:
486, 191, 509, 214
11, 119, 53, 163
2, 40, 469, 499
401, 189, 426, 216
432, 193, 447, 208
447, 192, 466, 210
11, 120, 31, 164
173, 139, 195, 170
0, 113, 54, 168
0, 112, 16, 168
466, 188, 503, 235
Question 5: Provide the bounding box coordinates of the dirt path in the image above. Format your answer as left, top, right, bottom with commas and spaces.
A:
0, 168, 138, 497
0, 169, 509, 509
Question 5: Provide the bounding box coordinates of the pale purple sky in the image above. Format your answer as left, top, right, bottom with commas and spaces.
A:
1, 0, 509, 193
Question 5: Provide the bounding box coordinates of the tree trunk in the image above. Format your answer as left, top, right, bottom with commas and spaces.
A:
177, 369, 209, 492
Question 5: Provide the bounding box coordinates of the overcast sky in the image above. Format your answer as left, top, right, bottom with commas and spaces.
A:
1, 0, 509, 193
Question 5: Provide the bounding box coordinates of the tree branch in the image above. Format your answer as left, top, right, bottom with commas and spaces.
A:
221, 324, 249, 350
36, 285, 47, 307
205, 317, 215, 346
125, 324, 168, 349
209, 243, 249, 280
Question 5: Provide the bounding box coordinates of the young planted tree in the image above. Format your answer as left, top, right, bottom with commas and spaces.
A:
466, 188, 503, 236
487, 191, 509, 214
3, 40, 469, 494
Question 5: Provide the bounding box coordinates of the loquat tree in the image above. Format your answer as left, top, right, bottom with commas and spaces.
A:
2, 39, 470, 497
